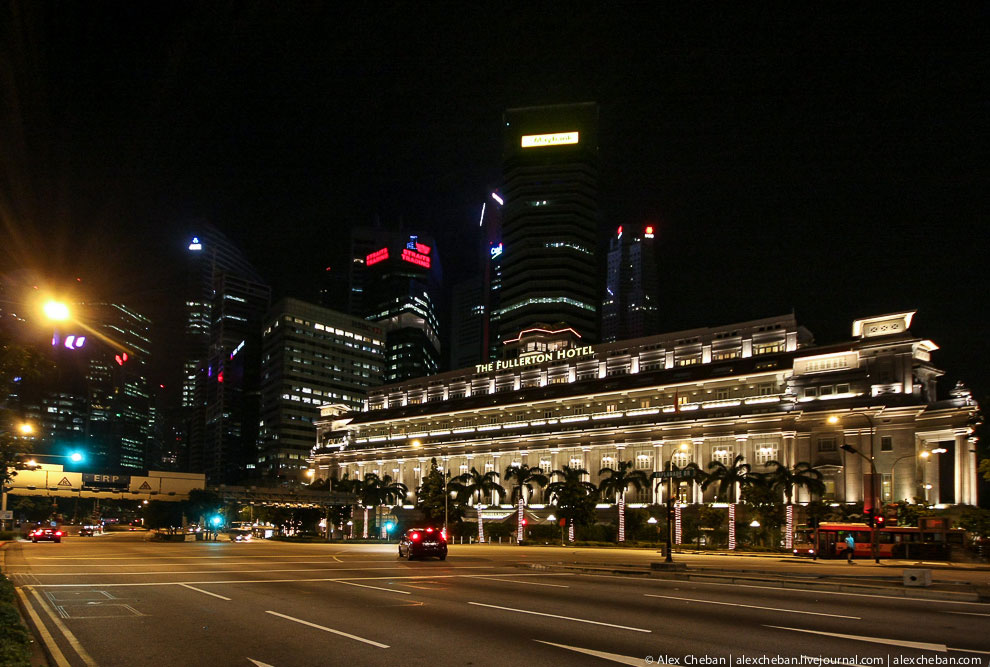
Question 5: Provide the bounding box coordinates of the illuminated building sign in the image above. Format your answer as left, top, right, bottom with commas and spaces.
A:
401, 248, 431, 268
490, 243, 503, 259
188, 237, 202, 251
644, 225, 655, 239
521, 132, 580, 148
366, 248, 389, 266
474, 345, 594, 374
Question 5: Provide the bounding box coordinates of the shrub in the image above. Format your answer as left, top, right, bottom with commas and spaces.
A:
0, 575, 32, 666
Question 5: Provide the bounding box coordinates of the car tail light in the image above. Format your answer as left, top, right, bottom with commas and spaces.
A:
55, 531, 63, 536
410, 532, 421, 541
440, 528, 447, 541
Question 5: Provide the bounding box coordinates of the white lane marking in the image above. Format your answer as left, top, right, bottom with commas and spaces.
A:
265, 610, 388, 648
765, 626, 946, 652
465, 575, 569, 588
942, 611, 990, 617
180, 583, 232, 600
645, 593, 860, 619
535, 639, 646, 665
579, 574, 989, 606
30, 570, 501, 588
28, 586, 100, 666
468, 601, 651, 633
24, 565, 497, 576
248, 660, 275, 667
332, 580, 411, 595
15, 587, 71, 667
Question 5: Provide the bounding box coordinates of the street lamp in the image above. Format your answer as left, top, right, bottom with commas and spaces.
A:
42, 300, 71, 322
647, 516, 659, 547
890, 450, 939, 504
830, 413, 881, 564
662, 443, 690, 564
17, 423, 34, 436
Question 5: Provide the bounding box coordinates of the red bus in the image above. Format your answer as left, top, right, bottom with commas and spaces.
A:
793, 520, 965, 560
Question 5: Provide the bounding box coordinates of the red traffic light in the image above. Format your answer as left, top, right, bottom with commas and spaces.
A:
114, 352, 129, 365
521, 518, 527, 526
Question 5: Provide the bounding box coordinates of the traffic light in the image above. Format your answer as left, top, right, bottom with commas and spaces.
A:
864, 508, 874, 527
114, 352, 129, 365
874, 514, 885, 528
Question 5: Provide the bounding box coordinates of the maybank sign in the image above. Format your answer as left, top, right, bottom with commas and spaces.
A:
475, 345, 594, 374
521, 132, 579, 148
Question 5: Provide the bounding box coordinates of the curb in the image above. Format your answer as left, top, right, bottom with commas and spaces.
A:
517, 562, 987, 603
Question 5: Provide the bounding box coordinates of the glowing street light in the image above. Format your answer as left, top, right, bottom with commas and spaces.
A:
69, 452, 84, 463
42, 300, 71, 322
17, 423, 34, 436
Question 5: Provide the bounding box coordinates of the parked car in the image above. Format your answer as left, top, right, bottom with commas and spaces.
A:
29, 527, 63, 543
79, 525, 98, 536
397, 527, 447, 560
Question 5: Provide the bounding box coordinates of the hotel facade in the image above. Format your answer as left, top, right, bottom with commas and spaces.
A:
311, 311, 979, 509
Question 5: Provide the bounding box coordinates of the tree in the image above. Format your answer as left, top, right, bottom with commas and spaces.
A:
503, 463, 549, 505
357, 473, 407, 537
765, 460, 825, 504
450, 467, 505, 506
417, 458, 462, 525
598, 460, 648, 541
184, 489, 222, 526
545, 465, 598, 533
702, 454, 752, 503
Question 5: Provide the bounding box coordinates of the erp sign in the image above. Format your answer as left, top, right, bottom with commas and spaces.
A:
82, 473, 130, 489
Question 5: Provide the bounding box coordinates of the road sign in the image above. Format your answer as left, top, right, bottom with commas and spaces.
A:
0, 510, 12, 520
138, 481, 152, 490
57, 477, 73, 486
82, 473, 130, 489
651, 469, 695, 480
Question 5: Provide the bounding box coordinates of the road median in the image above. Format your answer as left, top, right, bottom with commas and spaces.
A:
516, 560, 988, 602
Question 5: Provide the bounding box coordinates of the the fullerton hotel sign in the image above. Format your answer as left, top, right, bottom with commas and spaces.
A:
474, 345, 595, 374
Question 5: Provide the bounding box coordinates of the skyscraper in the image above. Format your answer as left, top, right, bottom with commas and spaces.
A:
601, 224, 661, 342
181, 224, 270, 483
258, 298, 384, 480
498, 102, 600, 351
354, 229, 442, 383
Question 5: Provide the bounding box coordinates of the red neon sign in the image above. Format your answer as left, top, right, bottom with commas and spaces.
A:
414, 242, 431, 255
401, 248, 431, 268
366, 248, 389, 266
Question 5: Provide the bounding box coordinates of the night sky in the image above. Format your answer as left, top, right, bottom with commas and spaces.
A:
1, 3, 986, 398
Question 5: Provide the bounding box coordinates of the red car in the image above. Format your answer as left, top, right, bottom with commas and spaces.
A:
30, 527, 63, 543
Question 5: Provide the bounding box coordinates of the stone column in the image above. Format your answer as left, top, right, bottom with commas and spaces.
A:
692, 437, 705, 503
653, 441, 663, 504
954, 430, 967, 506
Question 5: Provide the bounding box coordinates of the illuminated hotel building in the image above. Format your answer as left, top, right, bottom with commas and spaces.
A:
312, 311, 979, 508
499, 103, 600, 347
602, 224, 661, 342
258, 298, 385, 481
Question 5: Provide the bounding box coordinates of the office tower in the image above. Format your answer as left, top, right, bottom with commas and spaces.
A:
16, 301, 153, 473
182, 224, 270, 482
498, 102, 600, 351
449, 192, 504, 369
449, 276, 486, 369
82, 302, 153, 471
601, 224, 661, 342
200, 272, 270, 483
258, 298, 385, 480
357, 230, 442, 383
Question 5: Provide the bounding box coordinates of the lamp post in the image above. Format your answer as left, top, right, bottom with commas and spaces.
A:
647, 516, 659, 547
662, 443, 690, 564
890, 450, 939, 504
830, 413, 880, 563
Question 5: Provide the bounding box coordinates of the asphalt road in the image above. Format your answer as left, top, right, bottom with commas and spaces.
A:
5, 533, 989, 667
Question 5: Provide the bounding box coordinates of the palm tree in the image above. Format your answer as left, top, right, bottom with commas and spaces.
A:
598, 460, 649, 542
451, 467, 505, 544
546, 465, 599, 541
766, 460, 826, 550
503, 463, 549, 543
702, 454, 752, 503
357, 473, 408, 538
450, 467, 506, 506
765, 460, 826, 504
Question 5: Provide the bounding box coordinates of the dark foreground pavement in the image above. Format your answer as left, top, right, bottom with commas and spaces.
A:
3, 533, 989, 667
